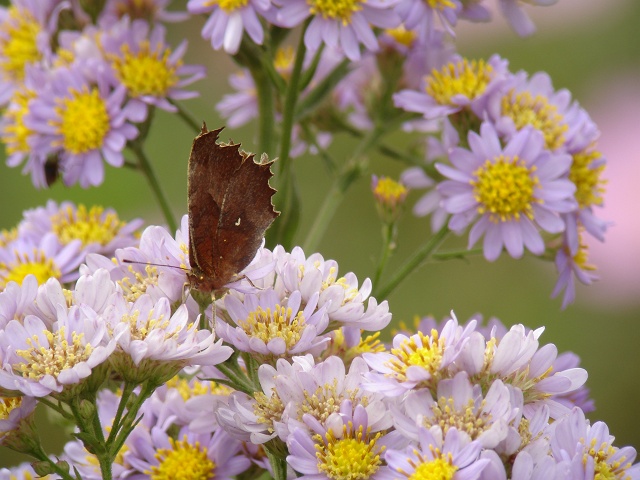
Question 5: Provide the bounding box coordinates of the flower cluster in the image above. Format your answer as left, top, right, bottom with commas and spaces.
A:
0, 0, 203, 188
394, 53, 607, 308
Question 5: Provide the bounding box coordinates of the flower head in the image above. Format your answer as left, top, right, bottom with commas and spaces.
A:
436, 123, 577, 261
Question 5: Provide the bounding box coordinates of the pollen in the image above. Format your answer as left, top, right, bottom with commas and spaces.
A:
51, 204, 127, 247
321, 267, 359, 305
0, 250, 61, 289
501, 89, 568, 150
118, 265, 159, 302
1, 87, 36, 154
300, 380, 367, 424
0, 7, 42, 81
373, 177, 408, 208
426, 58, 493, 106
471, 155, 540, 223
0, 396, 23, 420
148, 436, 216, 480
386, 331, 444, 384
239, 305, 306, 351
584, 438, 633, 480
254, 389, 285, 433
15, 326, 93, 381
406, 453, 458, 480
424, 397, 490, 441
204, 0, 250, 13
316, 423, 384, 480
111, 42, 179, 98
425, 0, 456, 10
121, 309, 175, 341
308, 0, 364, 24
166, 376, 232, 401
54, 86, 111, 154
385, 26, 417, 48
569, 149, 606, 209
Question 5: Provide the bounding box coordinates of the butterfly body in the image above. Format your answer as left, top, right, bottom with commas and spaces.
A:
187, 124, 279, 295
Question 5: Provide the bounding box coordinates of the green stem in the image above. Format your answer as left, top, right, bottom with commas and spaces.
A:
266, 448, 288, 480
106, 382, 136, 447
169, 99, 201, 134
215, 362, 255, 395
432, 247, 483, 261
373, 224, 450, 300
129, 142, 177, 233
29, 444, 77, 480
249, 65, 276, 157
373, 222, 396, 287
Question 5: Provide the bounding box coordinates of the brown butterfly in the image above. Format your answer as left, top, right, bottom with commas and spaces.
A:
187, 124, 279, 296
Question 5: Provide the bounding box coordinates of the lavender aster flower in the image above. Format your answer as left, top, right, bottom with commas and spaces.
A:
550, 407, 640, 480
551, 235, 598, 309
274, 0, 401, 61
106, 294, 233, 384
216, 70, 258, 128
384, 426, 490, 480
363, 315, 476, 396
436, 123, 577, 261
0, 275, 38, 328
498, 0, 557, 37
287, 404, 400, 479
0, 233, 84, 289
102, 0, 190, 23
188, 0, 271, 55
123, 425, 251, 479
0, 395, 36, 445
24, 65, 139, 188
19, 200, 143, 257
394, 54, 509, 120
101, 17, 205, 115
395, 0, 460, 39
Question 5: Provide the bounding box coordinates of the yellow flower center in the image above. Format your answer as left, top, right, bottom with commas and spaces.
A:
274, 47, 295, 77
148, 437, 216, 480
166, 376, 233, 401
501, 89, 568, 150
238, 305, 306, 352
121, 309, 181, 341
425, 0, 455, 10
316, 424, 384, 480
373, 177, 408, 209
407, 454, 458, 480
51, 204, 127, 247
118, 264, 160, 302
319, 266, 359, 305
426, 59, 493, 106
471, 155, 540, 223
54, 86, 111, 154
584, 437, 633, 480
424, 397, 490, 440
0, 7, 41, 81
110, 42, 179, 98
254, 389, 285, 434
569, 149, 606, 209
307, 0, 364, 24
385, 26, 417, 47
203, 0, 250, 13
0, 396, 23, 421
0, 250, 61, 289
15, 327, 93, 380
386, 331, 444, 384
1, 87, 35, 154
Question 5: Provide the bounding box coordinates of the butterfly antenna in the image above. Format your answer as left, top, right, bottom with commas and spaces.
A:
121, 259, 189, 272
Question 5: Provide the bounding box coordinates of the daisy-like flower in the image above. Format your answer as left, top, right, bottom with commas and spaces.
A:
0, 275, 38, 328
216, 70, 259, 128
394, 54, 509, 120
24, 65, 139, 188
0, 0, 58, 105
550, 407, 640, 480
271, 246, 391, 331
274, 0, 401, 61
385, 427, 490, 480
0, 395, 37, 446
217, 288, 330, 362
457, 323, 587, 420
105, 293, 233, 384
0, 233, 84, 290
287, 404, 399, 479
187, 0, 271, 55
101, 17, 205, 115
123, 424, 252, 479
497, 0, 557, 37
436, 123, 577, 261
363, 315, 476, 396
0, 286, 116, 398
395, 0, 460, 39
19, 200, 143, 257
392, 371, 517, 449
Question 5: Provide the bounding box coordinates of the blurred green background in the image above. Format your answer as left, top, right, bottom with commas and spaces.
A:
1, 0, 639, 470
